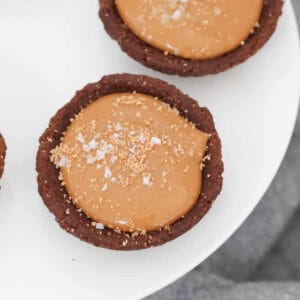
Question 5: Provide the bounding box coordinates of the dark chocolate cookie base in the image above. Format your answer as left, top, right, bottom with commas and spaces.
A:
0, 133, 6, 180
99, 0, 283, 76
36, 74, 223, 250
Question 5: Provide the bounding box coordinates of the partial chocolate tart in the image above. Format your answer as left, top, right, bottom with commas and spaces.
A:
99, 0, 283, 76
36, 74, 223, 250
0, 133, 6, 181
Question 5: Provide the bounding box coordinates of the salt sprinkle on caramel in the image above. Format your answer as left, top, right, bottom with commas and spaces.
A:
51, 93, 209, 232
115, 0, 263, 59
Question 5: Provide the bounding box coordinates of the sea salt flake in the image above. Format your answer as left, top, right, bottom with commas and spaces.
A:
166, 43, 180, 55
114, 123, 123, 131
101, 141, 113, 154
214, 7, 222, 16
110, 133, 121, 140
172, 9, 182, 20
143, 175, 153, 187
96, 150, 105, 160
58, 155, 69, 167
101, 183, 108, 192
87, 155, 94, 164
104, 166, 112, 179
111, 155, 117, 164
160, 13, 169, 25
138, 133, 146, 144
83, 144, 91, 152
88, 139, 98, 149
76, 133, 85, 144
96, 164, 103, 170
130, 145, 137, 154
151, 136, 161, 145
95, 223, 104, 230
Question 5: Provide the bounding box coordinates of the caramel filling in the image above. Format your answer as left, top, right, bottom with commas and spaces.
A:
51, 93, 208, 232
115, 0, 263, 60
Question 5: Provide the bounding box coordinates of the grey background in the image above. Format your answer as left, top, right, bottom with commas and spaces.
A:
147, 1, 300, 299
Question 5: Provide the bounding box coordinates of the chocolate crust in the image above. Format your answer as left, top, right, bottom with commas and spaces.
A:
99, 0, 283, 76
0, 133, 6, 180
36, 74, 223, 250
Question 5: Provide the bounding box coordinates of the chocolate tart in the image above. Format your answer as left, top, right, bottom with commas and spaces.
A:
99, 0, 283, 77
0, 133, 6, 181
36, 74, 223, 250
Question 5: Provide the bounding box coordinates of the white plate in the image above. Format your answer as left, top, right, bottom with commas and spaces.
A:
0, 1, 299, 299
